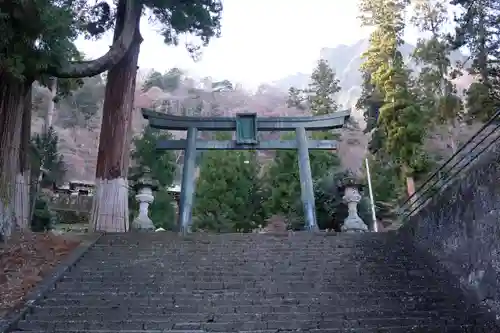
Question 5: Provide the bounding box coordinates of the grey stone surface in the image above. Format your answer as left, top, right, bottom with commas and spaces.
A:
399, 141, 500, 317
12, 232, 498, 332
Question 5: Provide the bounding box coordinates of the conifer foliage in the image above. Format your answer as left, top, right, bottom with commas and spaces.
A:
193, 133, 263, 232
358, 0, 429, 198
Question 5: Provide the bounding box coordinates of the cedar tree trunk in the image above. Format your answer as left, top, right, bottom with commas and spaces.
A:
0, 71, 31, 237
14, 83, 33, 229
90, 0, 142, 232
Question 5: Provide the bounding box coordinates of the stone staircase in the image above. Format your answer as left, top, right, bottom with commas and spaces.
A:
11, 232, 500, 332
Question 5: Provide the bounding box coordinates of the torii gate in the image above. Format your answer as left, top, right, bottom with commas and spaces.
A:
142, 109, 351, 234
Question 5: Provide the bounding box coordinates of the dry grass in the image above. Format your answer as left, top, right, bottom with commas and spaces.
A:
0, 232, 80, 316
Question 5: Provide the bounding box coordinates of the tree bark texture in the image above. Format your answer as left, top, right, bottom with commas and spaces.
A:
14, 83, 33, 229
90, 1, 142, 232
0, 71, 31, 237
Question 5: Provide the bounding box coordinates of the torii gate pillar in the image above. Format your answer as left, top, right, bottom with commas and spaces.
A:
296, 127, 317, 231
178, 127, 197, 234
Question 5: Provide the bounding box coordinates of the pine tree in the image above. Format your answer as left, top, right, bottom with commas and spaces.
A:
31, 127, 67, 188
264, 131, 341, 229
356, 71, 384, 134
212, 80, 233, 92
412, 0, 463, 152
193, 133, 264, 232
29, 127, 67, 231
358, 0, 429, 197
142, 68, 184, 92
267, 60, 344, 229
449, 0, 500, 121
306, 60, 341, 115
286, 87, 305, 110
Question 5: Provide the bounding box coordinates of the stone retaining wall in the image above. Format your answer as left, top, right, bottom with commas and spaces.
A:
399, 141, 500, 314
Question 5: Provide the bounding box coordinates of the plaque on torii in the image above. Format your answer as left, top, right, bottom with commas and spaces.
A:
142, 108, 351, 234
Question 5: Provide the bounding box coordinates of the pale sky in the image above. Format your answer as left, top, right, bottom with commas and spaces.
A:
76, 0, 419, 90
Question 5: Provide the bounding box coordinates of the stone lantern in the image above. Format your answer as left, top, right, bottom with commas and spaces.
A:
131, 167, 158, 231
338, 175, 368, 233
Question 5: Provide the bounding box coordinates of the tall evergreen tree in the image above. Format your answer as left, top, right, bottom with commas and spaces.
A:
142, 68, 184, 92
412, 0, 463, 152
193, 133, 263, 232
31, 128, 67, 189
356, 71, 384, 134
286, 87, 305, 110
449, 0, 500, 121
358, 0, 428, 197
264, 131, 341, 230
306, 60, 341, 115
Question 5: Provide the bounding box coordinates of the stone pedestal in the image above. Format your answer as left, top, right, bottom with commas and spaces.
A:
132, 187, 155, 231
341, 185, 368, 233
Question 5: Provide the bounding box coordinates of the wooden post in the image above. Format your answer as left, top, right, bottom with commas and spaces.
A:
295, 127, 318, 231
179, 127, 197, 234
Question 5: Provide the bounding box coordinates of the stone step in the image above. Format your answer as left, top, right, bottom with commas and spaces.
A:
70, 256, 417, 263
87, 239, 401, 246
64, 265, 430, 272
93, 231, 397, 240
51, 286, 448, 297
64, 265, 432, 274
4, 324, 476, 333
90, 243, 400, 249
26, 311, 466, 323
69, 263, 421, 271
26, 306, 484, 322
90, 236, 402, 248
60, 271, 435, 281
29, 302, 483, 315
49, 285, 444, 296
50, 282, 441, 294
50, 282, 447, 292
5, 326, 480, 333
56, 270, 433, 281
79, 252, 410, 260
68, 257, 429, 266
37, 293, 466, 310
15, 316, 476, 331
89, 238, 398, 244
48, 287, 450, 300
79, 255, 413, 262
40, 290, 457, 304
80, 247, 410, 253
86, 244, 399, 251
85, 248, 403, 254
